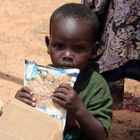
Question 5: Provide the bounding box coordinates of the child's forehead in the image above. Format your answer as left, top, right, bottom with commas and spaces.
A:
53, 15, 89, 24
51, 16, 95, 41
53, 17, 88, 30
52, 16, 93, 33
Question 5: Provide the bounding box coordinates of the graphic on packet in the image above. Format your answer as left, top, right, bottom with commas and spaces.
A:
24, 60, 79, 129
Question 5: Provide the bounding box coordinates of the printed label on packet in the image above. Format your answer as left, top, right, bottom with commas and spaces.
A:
24, 60, 79, 130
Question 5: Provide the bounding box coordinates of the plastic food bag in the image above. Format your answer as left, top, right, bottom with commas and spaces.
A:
24, 60, 79, 129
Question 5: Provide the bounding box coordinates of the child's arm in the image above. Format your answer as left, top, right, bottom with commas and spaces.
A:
52, 83, 107, 140
15, 87, 36, 107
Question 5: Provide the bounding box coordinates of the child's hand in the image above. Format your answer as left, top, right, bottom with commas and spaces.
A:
52, 83, 84, 115
15, 87, 36, 107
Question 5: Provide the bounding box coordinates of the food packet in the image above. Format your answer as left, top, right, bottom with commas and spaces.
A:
24, 60, 79, 129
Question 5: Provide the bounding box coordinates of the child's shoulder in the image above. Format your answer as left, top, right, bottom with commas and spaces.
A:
88, 70, 109, 90
90, 70, 107, 84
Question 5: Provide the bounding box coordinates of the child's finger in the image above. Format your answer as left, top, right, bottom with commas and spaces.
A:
54, 87, 69, 95
19, 97, 36, 107
21, 92, 36, 102
52, 96, 66, 107
58, 83, 71, 89
22, 86, 32, 94
52, 92, 67, 101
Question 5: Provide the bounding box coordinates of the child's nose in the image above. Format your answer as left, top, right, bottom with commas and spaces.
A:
63, 51, 73, 62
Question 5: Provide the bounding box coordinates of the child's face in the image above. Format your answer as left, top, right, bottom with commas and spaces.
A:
47, 17, 95, 71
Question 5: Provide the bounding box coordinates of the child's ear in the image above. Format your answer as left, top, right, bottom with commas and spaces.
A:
45, 35, 50, 54
90, 41, 100, 59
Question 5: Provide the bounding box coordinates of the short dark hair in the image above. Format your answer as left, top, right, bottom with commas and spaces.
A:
49, 3, 100, 40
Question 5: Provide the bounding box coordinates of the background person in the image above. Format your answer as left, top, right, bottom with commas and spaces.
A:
82, 0, 140, 110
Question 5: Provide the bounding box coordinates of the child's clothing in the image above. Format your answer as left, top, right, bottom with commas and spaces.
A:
64, 68, 113, 140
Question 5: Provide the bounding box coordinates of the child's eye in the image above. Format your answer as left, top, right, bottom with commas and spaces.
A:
52, 44, 64, 50
75, 45, 85, 52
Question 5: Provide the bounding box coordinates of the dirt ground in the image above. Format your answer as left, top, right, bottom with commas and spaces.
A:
0, 0, 140, 139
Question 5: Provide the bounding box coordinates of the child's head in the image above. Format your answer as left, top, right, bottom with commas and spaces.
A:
46, 3, 100, 71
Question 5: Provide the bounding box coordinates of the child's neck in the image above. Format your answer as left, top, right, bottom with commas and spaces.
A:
77, 66, 90, 80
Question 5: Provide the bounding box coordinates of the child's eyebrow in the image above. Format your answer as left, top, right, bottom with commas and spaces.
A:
51, 38, 64, 43
74, 41, 91, 45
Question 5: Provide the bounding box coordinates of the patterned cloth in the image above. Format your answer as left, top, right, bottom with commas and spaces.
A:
82, 0, 140, 112
101, 62, 140, 112
83, 0, 140, 73
105, 79, 140, 112
123, 92, 140, 112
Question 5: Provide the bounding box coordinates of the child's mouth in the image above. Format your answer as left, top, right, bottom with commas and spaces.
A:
60, 65, 74, 69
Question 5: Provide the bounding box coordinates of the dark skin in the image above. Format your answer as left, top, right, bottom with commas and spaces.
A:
15, 16, 107, 140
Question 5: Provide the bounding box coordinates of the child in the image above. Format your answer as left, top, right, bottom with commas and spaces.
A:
15, 3, 112, 140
